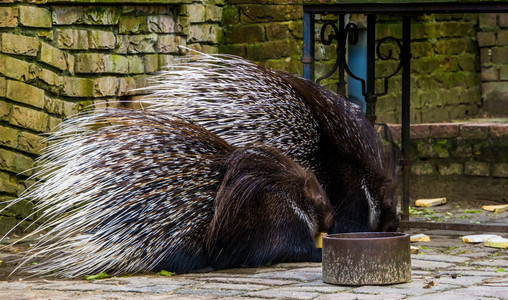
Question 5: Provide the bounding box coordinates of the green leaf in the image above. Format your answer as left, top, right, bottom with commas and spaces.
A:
495, 267, 505, 273
84, 272, 109, 280
464, 209, 482, 213
157, 270, 176, 277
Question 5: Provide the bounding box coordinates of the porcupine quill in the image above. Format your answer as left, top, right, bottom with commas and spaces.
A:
135, 52, 399, 233
1, 109, 333, 277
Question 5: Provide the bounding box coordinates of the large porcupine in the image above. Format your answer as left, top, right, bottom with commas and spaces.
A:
136, 53, 399, 233
2, 109, 333, 277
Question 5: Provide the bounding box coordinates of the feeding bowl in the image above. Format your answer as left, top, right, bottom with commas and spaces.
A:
322, 232, 411, 285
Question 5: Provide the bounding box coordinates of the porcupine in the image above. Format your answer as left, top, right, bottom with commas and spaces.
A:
135, 52, 399, 233
2, 109, 334, 277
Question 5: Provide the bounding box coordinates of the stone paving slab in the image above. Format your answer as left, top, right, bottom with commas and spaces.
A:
0, 229, 506, 299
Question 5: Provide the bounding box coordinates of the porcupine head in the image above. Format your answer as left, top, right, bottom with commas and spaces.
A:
205, 145, 335, 270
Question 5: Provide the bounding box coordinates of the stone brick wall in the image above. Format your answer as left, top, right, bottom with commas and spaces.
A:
375, 14, 482, 124
0, 0, 224, 235
220, 1, 341, 90
388, 122, 508, 203
477, 13, 508, 117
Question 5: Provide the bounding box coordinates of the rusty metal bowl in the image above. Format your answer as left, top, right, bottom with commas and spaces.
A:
322, 232, 411, 285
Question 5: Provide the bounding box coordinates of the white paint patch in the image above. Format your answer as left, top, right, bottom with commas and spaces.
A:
290, 202, 316, 234
361, 177, 379, 230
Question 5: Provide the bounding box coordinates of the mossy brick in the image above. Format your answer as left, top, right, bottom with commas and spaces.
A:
175, 16, 190, 35
1, 33, 39, 56
411, 161, 435, 176
288, 21, 303, 39
119, 16, 148, 34
148, 15, 176, 33
461, 124, 490, 139
240, 5, 302, 23
0, 125, 19, 149
158, 55, 176, 69
189, 24, 221, 43
439, 21, 463, 37
56, 29, 89, 50
19, 5, 51, 28
219, 44, 246, 57
127, 34, 157, 53
205, 5, 222, 22
246, 40, 291, 61
75, 54, 128, 74
410, 42, 433, 59
44, 96, 64, 115
490, 124, 508, 139
115, 35, 129, 54
224, 24, 264, 44
376, 23, 402, 39
438, 163, 464, 176
0, 55, 30, 81
52, 6, 83, 25
144, 54, 159, 73
0, 7, 18, 27
0, 100, 12, 121
61, 77, 93, 98
493, 163, 508, 177
0, 171, 17, 194
0, 76, 5, 97
155, 35, 186, 53
0, 216, 31, 236
88, 30, 115, 50
222, 6, 239, 26
39, 43, 69, 72
62, 100, 88, 118
417, 139, 450, 158
265, 23, 290, 40
497, 30, 508, 46
18, 131, 46, 155
434, 38, 474, 55
479, 13, 497, 30
0, 197, 34, 219
458, 54, 478, 72
464, 161, 490, 176
184, 4, 205, 23
30, 65, 64, 92
410, 124, 431, 139
83, 6, 121, 25
430, 123, 460, 138
93, 77, 120, 97
128, 56, 145, 74
0, 148, 34, 175
477, 31, 496, 47
6, 80, 45, 109
47, 115, 62, 131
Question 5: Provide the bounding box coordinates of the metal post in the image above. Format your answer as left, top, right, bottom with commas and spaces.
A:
401, 16, 411, 221
365, 14, 377, 124
303, 10, 315, 81
337, 14, 346, 95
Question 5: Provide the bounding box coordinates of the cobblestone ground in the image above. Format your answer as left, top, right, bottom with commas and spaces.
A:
1, 208, 507, 299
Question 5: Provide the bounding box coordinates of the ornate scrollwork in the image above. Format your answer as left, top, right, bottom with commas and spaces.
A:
316, 21, 403, 99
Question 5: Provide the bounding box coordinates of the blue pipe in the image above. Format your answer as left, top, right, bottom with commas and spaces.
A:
347, 29, 367, 113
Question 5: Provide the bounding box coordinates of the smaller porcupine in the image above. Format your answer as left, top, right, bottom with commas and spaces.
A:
1, 108, 334, 277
